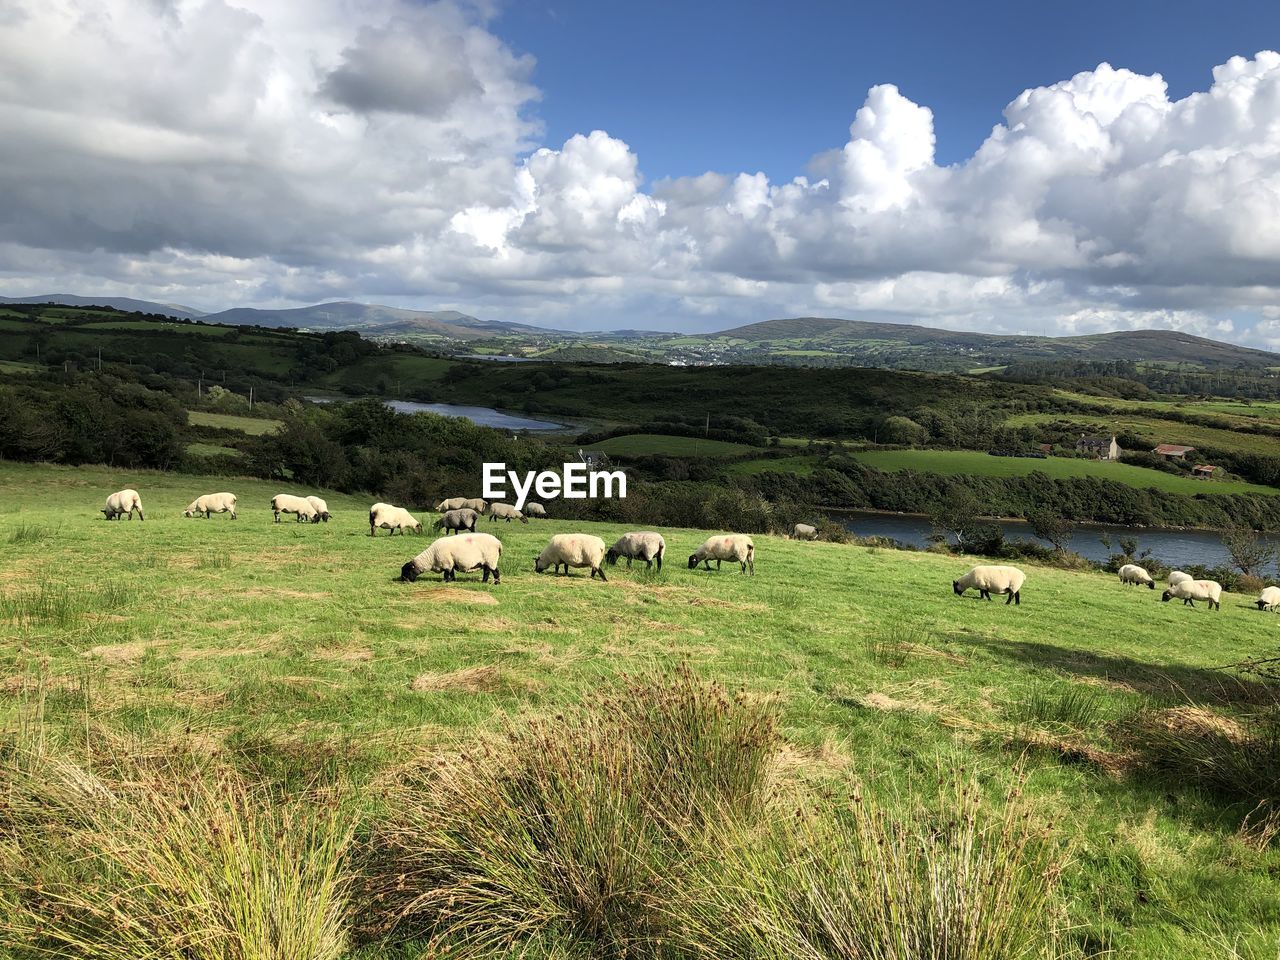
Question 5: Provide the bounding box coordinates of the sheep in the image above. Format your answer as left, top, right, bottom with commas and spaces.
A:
433, 508, 479, 535
535, 533, 608, 580
1161, 579, 1222, 611
369, 502, 423, 536
952, 565, 1025, 605
401, 532, 503, 584
606, 532, 666, 572
102, 489, 144, 521
434, 497, 468, 512
525, 502, 548, 518
1256, 586, 1280, 612
792, 522, 818, 541
306, 496, 331, 522
271, 494, 318, 523
488, 502, 528, 524
184, 492, 237, 519
688, 534, 755, 575
1118, 563, 1155, 589
461, 498, 488, 513
1168, 571, 1193, 588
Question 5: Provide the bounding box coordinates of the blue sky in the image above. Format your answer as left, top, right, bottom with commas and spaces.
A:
498, 0, 1280, 180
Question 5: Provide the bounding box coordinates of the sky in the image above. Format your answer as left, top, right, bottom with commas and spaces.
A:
4, 1, 1280, 346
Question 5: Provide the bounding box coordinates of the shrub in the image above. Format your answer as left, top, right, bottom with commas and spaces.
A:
0, 738, 354, 960
359, 668, 780, 955
669, 771, 1067, 960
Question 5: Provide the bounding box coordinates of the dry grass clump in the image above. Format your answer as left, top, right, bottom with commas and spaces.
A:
672, 772, 1067, 960
359, 665, 781, 956
0, 731, 354, 960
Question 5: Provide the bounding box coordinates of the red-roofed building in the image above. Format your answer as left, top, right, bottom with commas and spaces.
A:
1153, 443, 1195, 460
1192, 464, 1216, 478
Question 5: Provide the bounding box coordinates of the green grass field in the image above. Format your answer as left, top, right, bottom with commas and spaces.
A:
2, 460, 1280, 956
187, 410, 283, 435
586, 433, 760, 457
851, 449, 1279, 496
1008, 410, 1280, 457
722, 455, 819, 476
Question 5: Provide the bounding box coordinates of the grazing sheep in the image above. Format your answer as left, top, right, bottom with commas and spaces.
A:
434, 497, 468, 512
688, 534, 755, 575
433, 508, 479, 535
401, 532, 503, 584
1168, 571, 1193, 588
271, 494, 318, 523
525, 502, 548, 518
535, 534, 608, 580
184, 492, 237, 519
1161, 579, 1222, 611
1118, 563, 1155, 589
488, 502, 529, 524
606, 532, 666, 572
102, 489, 144, 521
1256, 586, 1280, 611
369, 502, 423, 536
306, 496, 331, 522
952, 565, 1025, 605
461, 498, 488, 513
792, 522, 818, 541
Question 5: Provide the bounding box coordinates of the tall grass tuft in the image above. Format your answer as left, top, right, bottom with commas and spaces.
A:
5, 522, 55, 545
0, 737, 355, 960
359, 666, 780, 956
864, 624, 922, 668
0, 582, 77, 627
1011, 684, 1108, 733
671, 771, 1067, 960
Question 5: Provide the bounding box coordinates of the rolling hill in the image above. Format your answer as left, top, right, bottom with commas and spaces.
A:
199, 301, 549, 339
0, 293, 204, 319
697, 316, 1280, 370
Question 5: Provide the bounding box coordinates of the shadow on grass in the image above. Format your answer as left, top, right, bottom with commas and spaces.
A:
965, 635, 1277, 708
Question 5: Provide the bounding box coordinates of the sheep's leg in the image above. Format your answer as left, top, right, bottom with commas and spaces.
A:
1005, 591, 1014, 605
594, 566, 607, 581
716, 559, 722, 570
274, 512, 281, 523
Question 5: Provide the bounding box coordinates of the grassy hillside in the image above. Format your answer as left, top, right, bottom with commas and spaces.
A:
849, 449, 1280, 496
1008, 410, 1280, 457
586, 433, 761, 457
186, 410, 282, 435
2, 461, 1279, 956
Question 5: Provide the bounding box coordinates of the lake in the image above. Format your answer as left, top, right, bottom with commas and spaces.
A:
841, 510, 1278, 570
305, 396, 564, 431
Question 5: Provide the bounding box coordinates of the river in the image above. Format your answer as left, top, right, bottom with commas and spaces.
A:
305, 396, 565, 431
841, 510, 1279, 569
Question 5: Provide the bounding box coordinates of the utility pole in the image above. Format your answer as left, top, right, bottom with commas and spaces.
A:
198, 373, 202, 398
249, 386, 254, 411
97, 347, 102, 372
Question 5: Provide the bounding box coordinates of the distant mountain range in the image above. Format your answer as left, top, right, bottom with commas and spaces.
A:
5, 294, 1276, 370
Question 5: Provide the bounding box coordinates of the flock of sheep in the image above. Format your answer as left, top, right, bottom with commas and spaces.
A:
102, 487, 1277, 610
100, 487, 755, 585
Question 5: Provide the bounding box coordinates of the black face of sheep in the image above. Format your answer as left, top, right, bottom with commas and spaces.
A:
952, 580, 962, 596
606, 549, 620, 566
687, 554, 700, 569
319, 511, 331, 522
1160, 590, 1174, 602
534, 555, 549, 573
1145, 581, 1154, 589
399, 561, 419, 583
1257, 599, 1269, 610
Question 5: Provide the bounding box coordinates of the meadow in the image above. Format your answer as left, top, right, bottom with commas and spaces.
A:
585, 433, 761, 457
850, 449, 1280, 497
2, 459, 1280, 957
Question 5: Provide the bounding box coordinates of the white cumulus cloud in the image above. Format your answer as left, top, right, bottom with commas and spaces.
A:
2, 1, 1280, 346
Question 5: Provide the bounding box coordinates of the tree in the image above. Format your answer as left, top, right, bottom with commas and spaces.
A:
1028, 508, 1074, 553
1222, 523, 1277, 578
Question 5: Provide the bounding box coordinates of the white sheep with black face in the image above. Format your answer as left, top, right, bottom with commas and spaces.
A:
369, 502, 422, 536
306, 496, 331, 522
103, 489, 144, 521
524, 502, 548, 518
606, 532, 666, 572
401, 533, 503, 584
1256, 586, 1280, 611
185, 492, 237, 519
1162, 579, 1222, 611
434, 508, 479, 535
535, 534, 608, 580
271, 494, 318, 523
1118, 564, 1154, 589
434, 497, 468, 512
952, 565, 1025, 605
792, 523, 818, 541
487, 502, 528, 523
688, 535, 755, 575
